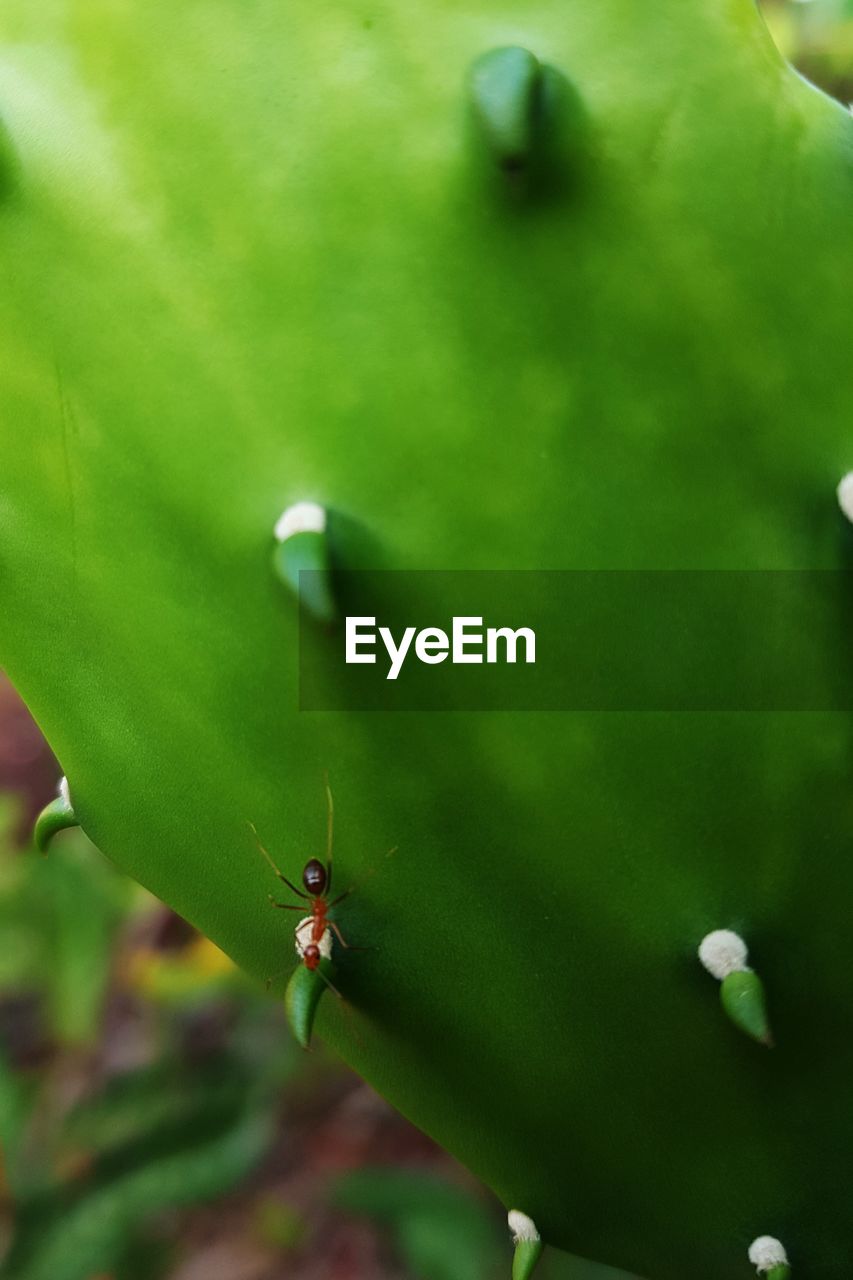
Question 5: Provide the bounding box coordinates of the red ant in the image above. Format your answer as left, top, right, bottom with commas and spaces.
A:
250, 781, 361, 972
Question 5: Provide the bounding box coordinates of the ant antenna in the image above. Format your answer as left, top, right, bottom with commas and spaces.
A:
323, 772, 335, 893
250, 821, 310, 900
248, 820, 285, 880
324, 772, 334, 863
317, 965, 344, 1002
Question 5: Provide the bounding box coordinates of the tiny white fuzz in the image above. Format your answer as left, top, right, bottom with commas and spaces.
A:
837, 472, 853, 524
748, 1236, 789, 1273
507, 1210, 540, 1244
58, 776, 71, 807
294, 916, 332, 961
698, 929, 749, 981
274, 501, 327, 543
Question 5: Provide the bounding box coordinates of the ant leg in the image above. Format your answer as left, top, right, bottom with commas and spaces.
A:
317, 966, 345, 1001
264, 966, 291, 991
314, 956, 367, 1050
328, 921, 371, 952
324, 774, 334, 894
278, 874, 309, 898
326, 843, 397, 907
269, 899, 306, 911
249, 821, 309, 899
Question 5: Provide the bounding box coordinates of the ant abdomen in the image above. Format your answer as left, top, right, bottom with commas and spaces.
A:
303, 857, 328, 896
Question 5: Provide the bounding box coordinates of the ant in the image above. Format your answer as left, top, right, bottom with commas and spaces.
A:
249, 780, 361, 972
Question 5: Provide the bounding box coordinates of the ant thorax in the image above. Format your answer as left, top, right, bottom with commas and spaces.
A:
295, 916, 332, 961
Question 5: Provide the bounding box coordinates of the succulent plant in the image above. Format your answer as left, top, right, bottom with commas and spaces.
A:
1, 1, 852, 1277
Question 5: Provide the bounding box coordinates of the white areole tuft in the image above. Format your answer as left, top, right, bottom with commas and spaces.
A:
507, 1210, 540, 1244
294, 916, 332, 961
837, 471, 853, 524
274, 501, 327, 543
748, 1236, 789, 1273
698, 929, 749, 980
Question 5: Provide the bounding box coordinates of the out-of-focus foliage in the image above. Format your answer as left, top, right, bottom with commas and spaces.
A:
0, 800, 291, 1280
0, 796, 130, 1048
335, 1168, 642, 1280
765, 0, 853, 101
335, 1168, 505, 1280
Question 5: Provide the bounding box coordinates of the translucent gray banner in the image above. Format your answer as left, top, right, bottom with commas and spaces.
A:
297, 571, 853, 711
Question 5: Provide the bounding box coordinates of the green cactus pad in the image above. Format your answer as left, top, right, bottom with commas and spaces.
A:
1, 1, 852, 1277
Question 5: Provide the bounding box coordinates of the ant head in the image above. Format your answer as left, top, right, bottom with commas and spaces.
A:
303, 943, 321, 971
302, 858, 327, 896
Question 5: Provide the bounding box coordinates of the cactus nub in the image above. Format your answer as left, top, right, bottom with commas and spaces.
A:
698, 931, 773, 1046
284, 957, 333, 1049
720, 969, 774, 1047
0, 117, 16, 201
271, 501, 337, 623
33, 775, 80, 853
837, 472, 853, 524
508, 1210, 544, 1280
469, 47, 545, 173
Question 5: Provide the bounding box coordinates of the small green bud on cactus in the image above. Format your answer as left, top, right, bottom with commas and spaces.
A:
272, 501, 336, 623
508, 1210, 544, 1280
33, 776, 79, 853
469, 47, 544, 172
0, 115, 16, 200
837, 472, 853, 524
698, 930, 773, 1046
721, 970, 774, 1048
285, 946, 335, 1052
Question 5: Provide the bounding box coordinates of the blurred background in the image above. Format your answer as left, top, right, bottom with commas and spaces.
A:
762, 0, 853, 103
0, 5, 848, 1278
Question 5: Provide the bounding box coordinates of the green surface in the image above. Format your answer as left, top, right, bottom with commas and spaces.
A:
1, 2, 852, 1277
